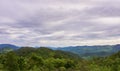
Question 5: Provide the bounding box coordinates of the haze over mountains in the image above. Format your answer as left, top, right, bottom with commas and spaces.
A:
1, 44, 120, 71
55, 44, 120, 58
0, 44, 19, 53
0, 44, 120, 58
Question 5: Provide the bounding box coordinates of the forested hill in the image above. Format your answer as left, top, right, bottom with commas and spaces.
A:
1, 47, 120, 71
15, 47, 80, 59
0, 47, 82, 71
1, 44, 120, 58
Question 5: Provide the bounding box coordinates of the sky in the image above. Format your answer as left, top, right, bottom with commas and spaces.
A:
0, 0, 120, 47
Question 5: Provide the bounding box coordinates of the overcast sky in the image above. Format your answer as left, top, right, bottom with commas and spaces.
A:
0, 0, 120, 47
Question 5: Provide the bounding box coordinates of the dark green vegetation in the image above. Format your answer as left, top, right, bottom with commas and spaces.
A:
0, 47, 120, 71
0, 47, 81, 71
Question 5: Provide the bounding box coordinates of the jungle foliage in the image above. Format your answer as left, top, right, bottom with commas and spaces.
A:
0, 47, 120, 71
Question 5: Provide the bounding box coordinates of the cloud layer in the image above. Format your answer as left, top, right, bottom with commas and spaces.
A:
0, 0, 120, 46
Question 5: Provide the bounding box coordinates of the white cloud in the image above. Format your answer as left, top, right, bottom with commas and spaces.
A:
90, 17, 120, 25
0, 0, 120, 46
0, 17, 17, 23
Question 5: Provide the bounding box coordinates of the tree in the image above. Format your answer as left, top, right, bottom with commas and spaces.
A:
28, 53, 44, 70
4, 52, 20, 71
18, 56, 27, 71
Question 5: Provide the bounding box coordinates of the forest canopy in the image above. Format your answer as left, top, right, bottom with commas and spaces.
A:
0, 47, 120, 71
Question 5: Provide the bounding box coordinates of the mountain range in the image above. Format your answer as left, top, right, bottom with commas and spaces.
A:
55, 44, 120, 58
0, 44, 19, 53
0, 44, 120, 58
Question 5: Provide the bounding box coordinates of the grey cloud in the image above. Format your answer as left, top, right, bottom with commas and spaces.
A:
0, 0, 120, 46
86, 6, 120, 17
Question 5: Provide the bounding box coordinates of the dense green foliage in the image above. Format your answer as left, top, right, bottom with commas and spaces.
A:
0, 47, 120, 71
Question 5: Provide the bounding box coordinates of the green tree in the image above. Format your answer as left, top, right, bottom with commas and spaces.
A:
4, 52, 20, 71
28, 53, 44, 70
18, 56, 27, 71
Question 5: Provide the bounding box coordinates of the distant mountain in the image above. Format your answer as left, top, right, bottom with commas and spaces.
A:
112, 44, 120, 52
0, 44, 19, 53
1, 44, 120, 58
55, 44, 120, 58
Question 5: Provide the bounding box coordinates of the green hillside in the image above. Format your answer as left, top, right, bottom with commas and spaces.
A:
0, 47, 81, 71
0, 47, 120, 71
